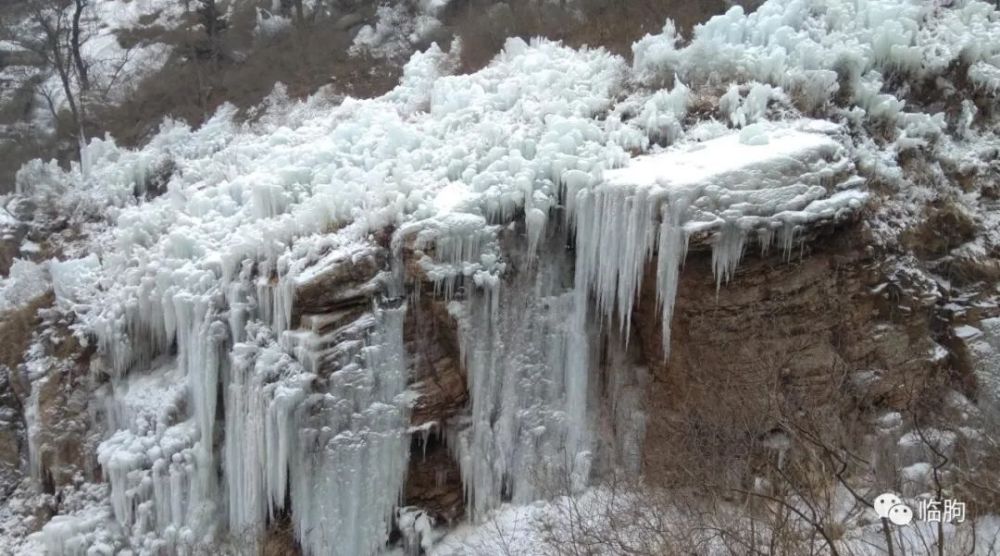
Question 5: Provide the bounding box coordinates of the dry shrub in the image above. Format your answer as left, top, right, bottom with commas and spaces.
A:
448, 0, 737, 73
97, 6, 401, 148
0, 291, 53, 370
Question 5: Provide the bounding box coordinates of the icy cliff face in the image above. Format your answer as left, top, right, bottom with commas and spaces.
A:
2, 0, 999, 553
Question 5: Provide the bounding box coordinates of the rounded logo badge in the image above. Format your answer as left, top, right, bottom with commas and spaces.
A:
874, 492, 913, 526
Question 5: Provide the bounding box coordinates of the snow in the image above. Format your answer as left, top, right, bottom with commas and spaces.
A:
49, 255, 102, 309
577, 120, 862, 351
10, 0, 993, 552
634, 0, 1000, 113
969, 318, 1000, 415
429, 485, 1000, 556
13, 24, 868, 556
900, 461, 932, 485
350, 2, 446, 61
0, 205, 18, 227
0, 259, 50, 313
954, 324, 983, 340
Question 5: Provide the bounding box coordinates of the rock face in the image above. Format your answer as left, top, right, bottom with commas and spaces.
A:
0, 292, 53, 500
405, 297, 467, 430
3, 168, 988, 556
402, 295, 468, 524
2, 198, 993, 554
0, 206, 26, 277
635, 225, 945, 485
0, 368, 25, 497
283, 239, 472, 544
293, 245, 387, 319
15, 323, 99, 493
403, 434, 465, 525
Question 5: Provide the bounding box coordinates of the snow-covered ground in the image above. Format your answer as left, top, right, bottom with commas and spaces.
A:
1, 0, 999, 554
430, 485, 1000, 556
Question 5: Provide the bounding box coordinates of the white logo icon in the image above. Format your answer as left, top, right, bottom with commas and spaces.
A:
874, 492, 913, 526
874, 493, 902, 519
888, 503, 914, 525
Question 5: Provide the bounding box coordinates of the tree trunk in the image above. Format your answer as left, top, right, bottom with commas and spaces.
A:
39, 8, 87, 165
71, 0, 89, 92
54, 46, 87, 165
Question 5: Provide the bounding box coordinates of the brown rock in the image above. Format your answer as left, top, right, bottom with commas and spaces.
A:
0, 223, 26, 277
0, 368, 25, 497
14, 318, 99, 493
403, 433, 465, 525
405, 297, 467, 427
636, 228, 942, 485
261, 512, 301, 556
293, 245, 387, 318
400, 271, 468, 526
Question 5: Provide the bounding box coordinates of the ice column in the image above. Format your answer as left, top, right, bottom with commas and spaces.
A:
224, 335, 311, 534
451, 226, 596, 518
288, 305, 411, 556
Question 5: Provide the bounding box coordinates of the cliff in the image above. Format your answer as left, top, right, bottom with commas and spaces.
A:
0, 0, 999, 554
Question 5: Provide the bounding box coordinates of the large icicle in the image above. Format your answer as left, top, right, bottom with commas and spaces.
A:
448, 222, 597, 518
579, 121, 863, 354
655, 199, 689, 355
224, 327, 312, 535
288, 304, 411, 556
95, 356, 212, 552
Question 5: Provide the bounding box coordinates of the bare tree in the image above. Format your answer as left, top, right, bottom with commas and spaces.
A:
2, 0, 92, 158
195, 0, 228, 63
514, 345, 1000, 556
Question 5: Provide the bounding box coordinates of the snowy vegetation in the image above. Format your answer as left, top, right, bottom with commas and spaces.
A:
0, 0, 999, 554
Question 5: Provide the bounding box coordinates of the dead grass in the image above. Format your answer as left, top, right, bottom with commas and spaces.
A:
447, 0, 736, 73
98, 6, 400, 147
900, 198, 979, 260
0, 291, 53, 371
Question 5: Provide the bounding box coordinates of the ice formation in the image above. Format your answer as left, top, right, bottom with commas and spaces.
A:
350, 2, 447, 61
444, 224, 596, 518
574, 121, 863, 351
0, 259, 50, 313
13, 0, 996, 552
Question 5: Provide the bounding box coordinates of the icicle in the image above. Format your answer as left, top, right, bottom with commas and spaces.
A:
25, 383, 42, 485
98, 419, 200, 544
250, 182, 290, 219
224, 337, 311, 537
525, 207, 547, 262
605, 338, 646, 474
779, 221, 798, 260
758, 227, 775, 256
655, 200, 687, 356
572, 185, 660, 344
711, 222, 747, 291
288, 305, 411, 556
453, 221, 595, 519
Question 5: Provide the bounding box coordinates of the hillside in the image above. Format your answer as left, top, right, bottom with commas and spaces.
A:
1, 0, 999, 555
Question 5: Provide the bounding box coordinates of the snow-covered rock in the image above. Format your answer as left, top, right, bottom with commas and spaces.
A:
2, 0, 999, 554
